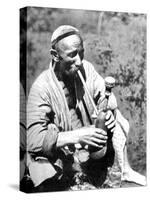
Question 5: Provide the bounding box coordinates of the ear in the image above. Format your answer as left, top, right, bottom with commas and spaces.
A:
50, 49, 60, 62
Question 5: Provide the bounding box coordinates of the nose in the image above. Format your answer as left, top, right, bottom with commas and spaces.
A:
74, 53, 82, 66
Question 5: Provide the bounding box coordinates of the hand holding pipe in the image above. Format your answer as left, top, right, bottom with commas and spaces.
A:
77, 70, 115, 119
77, 70, 116, 159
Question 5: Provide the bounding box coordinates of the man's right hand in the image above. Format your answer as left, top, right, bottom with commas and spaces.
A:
56, 126, 107, 149
76, 126, 108, 148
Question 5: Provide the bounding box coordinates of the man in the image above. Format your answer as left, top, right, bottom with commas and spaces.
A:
27, 25, 145, 192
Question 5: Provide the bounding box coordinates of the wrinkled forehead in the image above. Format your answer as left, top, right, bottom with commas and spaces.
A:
57, 34, 83, 51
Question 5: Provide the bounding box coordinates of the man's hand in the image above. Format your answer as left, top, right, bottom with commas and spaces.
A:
105, 110, 116, 133
77, 126, 108, 148
57, 125, 108, 148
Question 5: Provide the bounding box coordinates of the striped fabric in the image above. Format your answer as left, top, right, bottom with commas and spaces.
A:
26, 59, 146, 187
26, 58, 146, 187
27, 60, 105, 154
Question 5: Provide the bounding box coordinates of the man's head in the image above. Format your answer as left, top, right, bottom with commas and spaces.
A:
50, 25, 85, 80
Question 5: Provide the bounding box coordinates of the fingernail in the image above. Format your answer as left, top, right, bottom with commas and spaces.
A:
108, 124, 112, 129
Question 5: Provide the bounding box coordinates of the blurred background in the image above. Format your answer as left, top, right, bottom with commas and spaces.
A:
20, 7, 146, 176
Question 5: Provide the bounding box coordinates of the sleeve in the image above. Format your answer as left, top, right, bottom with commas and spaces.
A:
42, 124, 59, 158
92, 69, 105, 102
84, 60, 117, 110
83, 60, 105, 103
107, 92, 118, 111
27, 80, 59, 158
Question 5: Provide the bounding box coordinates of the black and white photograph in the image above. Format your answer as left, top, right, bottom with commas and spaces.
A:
19, 6, 147, 193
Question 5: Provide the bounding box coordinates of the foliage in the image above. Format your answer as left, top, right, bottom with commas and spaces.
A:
22, 7, 146, 175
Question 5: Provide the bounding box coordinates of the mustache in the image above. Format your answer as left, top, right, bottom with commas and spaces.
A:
63, 63, 86, 83
68, 64, 82, 72
69, 64, 84, 77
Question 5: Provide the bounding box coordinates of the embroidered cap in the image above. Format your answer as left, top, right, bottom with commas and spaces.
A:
51, 25, 80, 48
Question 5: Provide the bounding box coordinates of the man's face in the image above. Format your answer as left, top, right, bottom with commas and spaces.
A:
56, 34, 84, 79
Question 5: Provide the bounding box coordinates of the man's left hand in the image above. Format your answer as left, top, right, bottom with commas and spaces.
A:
105, 110, 116, 133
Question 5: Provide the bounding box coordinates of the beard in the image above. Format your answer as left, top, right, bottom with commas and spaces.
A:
62, 63, 86, 92
54, 61, 86, 101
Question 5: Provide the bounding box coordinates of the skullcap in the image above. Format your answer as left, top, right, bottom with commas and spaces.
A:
51, 25, 80, 47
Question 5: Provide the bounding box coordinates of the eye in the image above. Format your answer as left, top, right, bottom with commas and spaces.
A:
79, 49, 84, 60
68, 50, 77, 58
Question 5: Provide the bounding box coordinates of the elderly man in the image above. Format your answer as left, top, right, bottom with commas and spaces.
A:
27, 25, 145, 192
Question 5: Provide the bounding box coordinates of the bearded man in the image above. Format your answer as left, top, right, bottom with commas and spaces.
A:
27, 25, 146, 192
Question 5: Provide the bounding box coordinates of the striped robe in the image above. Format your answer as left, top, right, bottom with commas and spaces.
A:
27, 60, 106, 153
27, 60, 145, 188
27, 60, 107, 186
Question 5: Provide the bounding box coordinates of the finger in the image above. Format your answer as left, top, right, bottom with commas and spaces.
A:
110, 126, 116, 133
105, 110, 111, 120
91, 137, 107, 144
84, 140, 101, 148
88, 141, 105, 149
94, 128, 107, 136
107, 121, 116, 129
105, 115, 115, 126
93, 132, 108, 140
